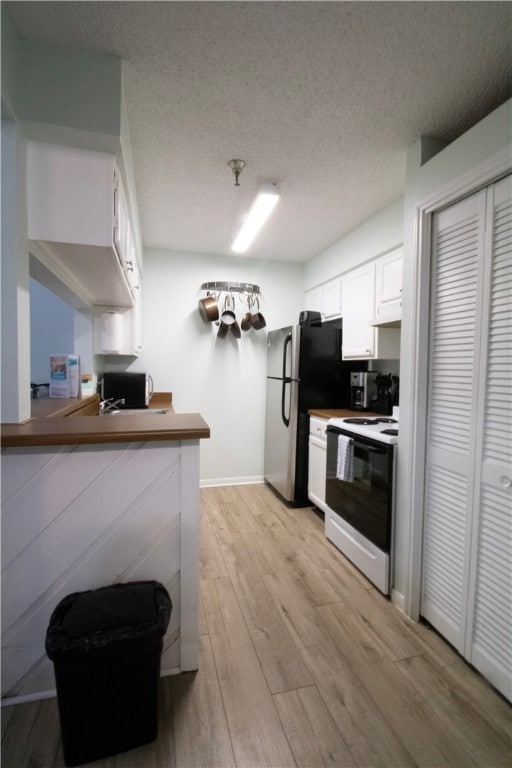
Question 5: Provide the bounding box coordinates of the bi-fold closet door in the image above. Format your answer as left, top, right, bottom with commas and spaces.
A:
421, 174, 511, 701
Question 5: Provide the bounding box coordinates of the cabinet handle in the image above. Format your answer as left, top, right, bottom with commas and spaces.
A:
500, 475, 511, 489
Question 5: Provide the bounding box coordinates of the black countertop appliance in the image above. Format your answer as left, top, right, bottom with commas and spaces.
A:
101, 372, 153, 408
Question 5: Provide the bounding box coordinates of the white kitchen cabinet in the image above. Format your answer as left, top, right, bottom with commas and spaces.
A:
308, 416, 328, 512
305, 287, 322, 313
373, 247, 403, 326
342, 263, 375, 357
305, 278, 342, 320
342, 262, 400, 360
93, 294, 142, 356
27, 141, 135, 308
321, 278, 342, 319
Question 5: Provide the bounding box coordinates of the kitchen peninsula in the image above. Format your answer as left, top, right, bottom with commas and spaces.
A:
1, 396, 210, 704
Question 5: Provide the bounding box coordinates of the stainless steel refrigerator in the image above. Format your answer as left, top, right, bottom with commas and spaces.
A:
264, 319, 356, 506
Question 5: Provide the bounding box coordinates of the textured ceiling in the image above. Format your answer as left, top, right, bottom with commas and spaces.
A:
7, 1, 512, 263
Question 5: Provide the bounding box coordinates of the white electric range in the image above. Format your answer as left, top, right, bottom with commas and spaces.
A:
324, 406, 398, 594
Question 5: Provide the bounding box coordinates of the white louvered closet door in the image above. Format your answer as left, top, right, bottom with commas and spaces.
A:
422, 175, 512, 701
467, 176, 512, 699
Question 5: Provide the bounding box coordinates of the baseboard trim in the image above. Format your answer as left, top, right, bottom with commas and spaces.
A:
2, 667, 184, 706
391, 588, 405, 613
200, 476, 265, 488
1, 689, 57, 706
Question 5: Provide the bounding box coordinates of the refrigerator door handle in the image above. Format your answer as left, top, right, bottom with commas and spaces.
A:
281, 379, 290, 427
282, 333, 292, 379
281, 333, 293, 427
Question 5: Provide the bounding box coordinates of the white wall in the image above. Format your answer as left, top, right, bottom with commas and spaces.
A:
105, 249, 304, 484
29, 278, 75, 384
304, 197, 404, 290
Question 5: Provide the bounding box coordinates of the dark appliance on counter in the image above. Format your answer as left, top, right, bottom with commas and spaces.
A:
264, 318, 359, 506
31, 382, 49, 399
325, 416, 397, 594
370, 373, 399, 415
350, 371, 377, 410
298, 310, 323, 327
101, 372, 153, 408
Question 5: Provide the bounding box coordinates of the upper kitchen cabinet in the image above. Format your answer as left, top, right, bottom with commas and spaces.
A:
305, 277, 342, 319
341, 262, 400, 360
27, 141, 138, 308
321, 277, 342, 319
371, 246, 403, 326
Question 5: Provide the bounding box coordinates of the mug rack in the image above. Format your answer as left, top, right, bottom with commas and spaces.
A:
200, 281, 260, 295
198, 282, 265, 337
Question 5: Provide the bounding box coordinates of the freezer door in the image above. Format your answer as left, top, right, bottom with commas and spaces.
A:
266, 326, 297, 379
264, 376, 298, 502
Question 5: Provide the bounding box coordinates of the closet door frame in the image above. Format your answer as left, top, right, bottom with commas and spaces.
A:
402, 146, 511, 621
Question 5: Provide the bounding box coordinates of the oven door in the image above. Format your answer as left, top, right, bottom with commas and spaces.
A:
325, 427, 393, 553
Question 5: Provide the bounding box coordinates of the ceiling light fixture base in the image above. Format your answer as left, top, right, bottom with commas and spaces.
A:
228, 159, 246, 186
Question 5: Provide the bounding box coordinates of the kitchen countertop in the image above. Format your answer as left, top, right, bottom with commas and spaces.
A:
1, 392, 210, 447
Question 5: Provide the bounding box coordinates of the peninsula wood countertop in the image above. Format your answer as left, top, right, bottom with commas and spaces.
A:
1, 393, 210, 447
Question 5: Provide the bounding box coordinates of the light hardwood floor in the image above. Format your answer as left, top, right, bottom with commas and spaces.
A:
2, 484, 511, 767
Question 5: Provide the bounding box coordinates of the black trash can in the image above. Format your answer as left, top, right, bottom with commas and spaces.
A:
45, 580, 172, 767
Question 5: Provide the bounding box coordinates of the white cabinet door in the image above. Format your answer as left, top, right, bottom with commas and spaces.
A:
422, 175, 512, 701
305, 280, 341, 319
305, 287, 322, 313
308, 417, 328, 510
321, 278, 342, 319
131, 287, 143, 356
341, 263, 376, 358
374, 247, 403, 323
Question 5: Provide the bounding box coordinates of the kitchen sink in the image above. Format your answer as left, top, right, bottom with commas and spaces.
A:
101, 408, 170, 416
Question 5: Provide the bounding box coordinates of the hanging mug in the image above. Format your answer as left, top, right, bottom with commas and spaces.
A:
250, 297, 266, 330
220, 293, 236, 326
217, 322, 229, 338
241, 294, 253, 331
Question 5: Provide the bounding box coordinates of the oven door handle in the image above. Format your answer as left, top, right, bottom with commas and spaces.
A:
327, 427, 390, 454
353, 441, 388, 454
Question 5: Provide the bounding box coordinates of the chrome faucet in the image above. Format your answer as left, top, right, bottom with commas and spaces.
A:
99, 397, 125, 415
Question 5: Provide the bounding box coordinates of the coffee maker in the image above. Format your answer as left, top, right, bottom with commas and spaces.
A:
350, 372, 378, 410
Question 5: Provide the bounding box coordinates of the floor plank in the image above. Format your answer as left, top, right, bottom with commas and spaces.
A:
218, 532, 314, 694
396, 652, 512, 767
273, 684, 357, 767
170, 635, 235, 768
201, 575, 296, 767
1, 700, 58, 768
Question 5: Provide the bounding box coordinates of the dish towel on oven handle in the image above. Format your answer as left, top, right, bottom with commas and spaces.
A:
336, 434, 354, 482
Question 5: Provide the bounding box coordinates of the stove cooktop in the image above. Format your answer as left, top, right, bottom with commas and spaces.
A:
328, 415, 399, 445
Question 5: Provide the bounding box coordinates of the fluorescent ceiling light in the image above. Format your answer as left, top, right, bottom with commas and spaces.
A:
231, 183, 280, 253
